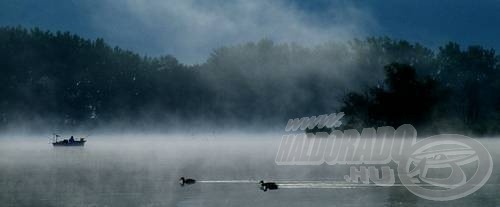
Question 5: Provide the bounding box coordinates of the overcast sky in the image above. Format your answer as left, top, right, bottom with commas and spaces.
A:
1, 0, 499, 64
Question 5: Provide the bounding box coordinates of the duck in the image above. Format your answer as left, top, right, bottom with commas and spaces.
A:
179, 177, 196, 186
259, 180, 278, 191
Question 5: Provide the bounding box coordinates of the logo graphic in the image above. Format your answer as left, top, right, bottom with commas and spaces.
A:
398, 134, 492, 201
276, 113, 493, 201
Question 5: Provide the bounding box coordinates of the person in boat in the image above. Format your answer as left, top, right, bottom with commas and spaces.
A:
259, 180, 278, 191
69, 136, 75, 143
179, 177, 196, 186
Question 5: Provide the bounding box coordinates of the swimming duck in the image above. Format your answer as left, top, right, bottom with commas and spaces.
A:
179, 177, 196, 186
259, 180, 278, 191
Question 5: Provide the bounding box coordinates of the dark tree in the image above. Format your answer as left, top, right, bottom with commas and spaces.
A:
341, 63, 444, 133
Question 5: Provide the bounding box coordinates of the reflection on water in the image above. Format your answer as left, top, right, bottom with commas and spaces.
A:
0, 135, 498, 206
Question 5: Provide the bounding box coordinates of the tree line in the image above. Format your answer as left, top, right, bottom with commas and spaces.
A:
1, 26, 499, 135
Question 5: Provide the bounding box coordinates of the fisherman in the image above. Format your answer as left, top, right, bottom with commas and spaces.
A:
69, 136, 75, 143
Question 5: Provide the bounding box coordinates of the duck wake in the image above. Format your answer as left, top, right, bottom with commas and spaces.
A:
196, 180, 434, 189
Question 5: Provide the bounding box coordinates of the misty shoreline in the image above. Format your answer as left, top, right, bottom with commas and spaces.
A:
1, 26, 500, 136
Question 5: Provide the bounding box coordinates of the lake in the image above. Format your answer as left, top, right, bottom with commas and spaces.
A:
0, 134, 498, 206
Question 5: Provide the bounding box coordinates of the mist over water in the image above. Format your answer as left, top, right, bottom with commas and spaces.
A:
1, 1, 500, 206
0, 134, 498, 206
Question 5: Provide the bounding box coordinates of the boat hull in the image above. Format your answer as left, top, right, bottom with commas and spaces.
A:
52, 141, 86, 147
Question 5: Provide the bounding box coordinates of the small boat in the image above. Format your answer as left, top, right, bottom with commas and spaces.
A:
52, 134, 86, 147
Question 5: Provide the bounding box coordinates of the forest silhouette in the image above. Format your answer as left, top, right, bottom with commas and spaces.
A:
1, 26, 499, 135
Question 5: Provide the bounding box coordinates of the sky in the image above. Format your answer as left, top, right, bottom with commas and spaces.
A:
1, 0, 499, 64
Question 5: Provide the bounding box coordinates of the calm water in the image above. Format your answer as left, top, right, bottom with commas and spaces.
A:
0, 134, 499, 206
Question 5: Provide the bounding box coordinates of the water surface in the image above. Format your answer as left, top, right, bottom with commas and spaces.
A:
0, 135, 498, 206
